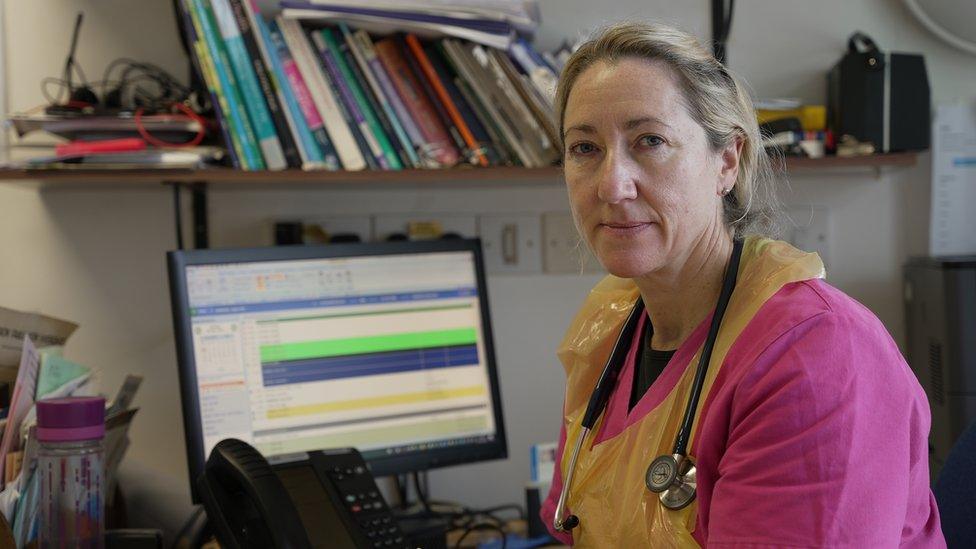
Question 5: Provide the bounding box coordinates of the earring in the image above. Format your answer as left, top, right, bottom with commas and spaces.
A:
720, 187, 732, 196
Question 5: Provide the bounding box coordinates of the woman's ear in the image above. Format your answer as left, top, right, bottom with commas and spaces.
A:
716, 134, 744, 195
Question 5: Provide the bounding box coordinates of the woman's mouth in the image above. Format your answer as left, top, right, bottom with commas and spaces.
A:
599, 222, 653, 236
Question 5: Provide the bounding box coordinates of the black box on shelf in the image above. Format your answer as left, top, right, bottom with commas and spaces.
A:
827, 32, 930, 153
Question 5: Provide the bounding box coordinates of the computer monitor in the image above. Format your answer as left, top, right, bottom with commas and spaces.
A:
167, 239, 507, 500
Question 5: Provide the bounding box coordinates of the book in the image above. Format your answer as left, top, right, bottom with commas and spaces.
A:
374, 37, 459, 167
405, 34, 489, 166
245, 2, 327, 170
441, 38, 536, 166
423, 41, 502, 165
227, 0, 302, 168
349, 29, 429, 167
509, 38, 558, 105
175, 0, 241, 168
267, 21, 341, 170
277, 16, 366, 170
398, 35, 471, 164
340, 24, 417, 168
480, 45, 557, 165
308, 28, 381, 170
191, 0, 265, 169
490, 47, 558, 156
210, 0, 287, 170
278, 1, 521, 49
448, 62, 516, 165
317, 27, 402, 169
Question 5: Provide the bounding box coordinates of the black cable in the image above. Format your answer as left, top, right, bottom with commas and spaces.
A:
173, 184, 184, 250
451, 522, 507, 549
412, 472, 432, 514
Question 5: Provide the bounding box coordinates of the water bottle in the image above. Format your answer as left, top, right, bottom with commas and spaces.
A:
36, 396, 106, 549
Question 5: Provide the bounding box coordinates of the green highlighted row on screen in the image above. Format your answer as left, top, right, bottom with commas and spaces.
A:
260, 327, 478, 363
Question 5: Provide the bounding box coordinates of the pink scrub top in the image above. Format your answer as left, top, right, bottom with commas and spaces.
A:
542, 278, 946, 547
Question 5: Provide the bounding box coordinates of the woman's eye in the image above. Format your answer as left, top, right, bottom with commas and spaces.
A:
569, 142, 598, 156
638, 135, 664, 147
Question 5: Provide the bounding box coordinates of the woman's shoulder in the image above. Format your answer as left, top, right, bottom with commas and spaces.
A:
726, 278, 921, 396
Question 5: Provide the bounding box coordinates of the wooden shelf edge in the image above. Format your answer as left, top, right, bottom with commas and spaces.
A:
0, 166, 565, 188
782, 151, 919, 170
0, 152, 920, 189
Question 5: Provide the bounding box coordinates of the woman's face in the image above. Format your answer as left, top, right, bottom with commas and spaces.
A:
562, 57, 739, 279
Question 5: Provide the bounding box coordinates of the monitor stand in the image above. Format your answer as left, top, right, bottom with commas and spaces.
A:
390, 472, 450, 549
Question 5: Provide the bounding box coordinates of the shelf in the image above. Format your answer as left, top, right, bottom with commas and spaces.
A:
781, 151, 919, 171
0, 165, 565, 190
0, 152, 919, 190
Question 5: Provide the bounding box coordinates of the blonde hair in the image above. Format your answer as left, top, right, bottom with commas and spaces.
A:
555, 21, 780, 237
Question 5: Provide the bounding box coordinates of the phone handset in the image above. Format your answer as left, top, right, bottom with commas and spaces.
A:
197, 438, 312, 549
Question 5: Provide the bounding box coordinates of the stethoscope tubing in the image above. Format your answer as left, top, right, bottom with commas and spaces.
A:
554, 239, 743, 532
672, 239, 742, 455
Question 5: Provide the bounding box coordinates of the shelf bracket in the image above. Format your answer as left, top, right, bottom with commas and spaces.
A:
167, 181, 209, 250
191, 182, 209, 249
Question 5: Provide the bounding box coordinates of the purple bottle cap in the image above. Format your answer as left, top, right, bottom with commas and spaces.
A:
36, 396, 106, 442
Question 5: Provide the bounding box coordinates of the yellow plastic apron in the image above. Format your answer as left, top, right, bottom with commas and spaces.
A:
556, 237, 825, 547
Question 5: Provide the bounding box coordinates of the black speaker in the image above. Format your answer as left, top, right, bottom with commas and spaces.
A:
827, 32, 930, 152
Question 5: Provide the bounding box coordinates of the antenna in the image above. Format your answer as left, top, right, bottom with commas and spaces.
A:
64, 12, 85, 89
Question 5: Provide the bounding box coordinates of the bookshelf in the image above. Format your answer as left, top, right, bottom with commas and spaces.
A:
0, 152, 920, 249
0, 151, 919, 190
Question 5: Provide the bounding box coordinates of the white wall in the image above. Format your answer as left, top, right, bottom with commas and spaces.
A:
0, 0, 973, 530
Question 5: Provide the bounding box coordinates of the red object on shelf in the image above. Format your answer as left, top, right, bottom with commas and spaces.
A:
55, 137, 147, 158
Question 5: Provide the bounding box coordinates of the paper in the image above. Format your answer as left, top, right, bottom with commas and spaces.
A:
0, 306, 76, 373
103, 408, 138, 507
930, 101, 976, 256
0, 337, 40, 489
107, 374, 143, 416
36, 351, 90, 400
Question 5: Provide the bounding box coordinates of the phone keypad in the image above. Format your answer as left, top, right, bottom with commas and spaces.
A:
331, 464, 407, 548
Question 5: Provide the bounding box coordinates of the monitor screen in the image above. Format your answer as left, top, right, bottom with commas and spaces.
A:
168, 240, 506, 498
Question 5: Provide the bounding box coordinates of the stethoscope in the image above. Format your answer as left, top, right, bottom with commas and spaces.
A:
553, 239, 743, 532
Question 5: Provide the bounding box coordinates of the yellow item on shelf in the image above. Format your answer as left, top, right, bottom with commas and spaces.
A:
756, 105, 826, 131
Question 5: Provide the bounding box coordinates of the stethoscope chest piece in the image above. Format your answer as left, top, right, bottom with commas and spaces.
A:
645, 454, 697, 511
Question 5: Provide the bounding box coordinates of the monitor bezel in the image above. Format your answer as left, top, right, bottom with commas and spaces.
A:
167, 239, 508, 502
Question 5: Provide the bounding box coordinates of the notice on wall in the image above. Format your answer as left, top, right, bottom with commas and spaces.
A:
930, 101, 976, 256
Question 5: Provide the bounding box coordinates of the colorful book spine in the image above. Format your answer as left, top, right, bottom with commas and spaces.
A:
312, 29, 396, 170
453, 73, 514, 165
424, 41, 501, 165
306, 29, 378, 170
226, 0, 301, 168
277, 16, 365, 170
337, 28, 410, 168
244, 2, 325, 169
405, 34, 489, 167
398, 35, 469, 163
192, 0, 264, 169
441, 38, 533, 166
352, 29, 428, 168
374, 38, 459, 167
342, 25, 420, 169
209, 0, 287, 170
176, 0, 241, 168
267, 21, 341, 170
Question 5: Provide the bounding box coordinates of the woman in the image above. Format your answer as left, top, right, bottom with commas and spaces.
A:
540, 22, 945, 547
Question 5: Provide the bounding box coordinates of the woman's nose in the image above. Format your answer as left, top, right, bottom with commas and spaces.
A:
596, 148, 639, 204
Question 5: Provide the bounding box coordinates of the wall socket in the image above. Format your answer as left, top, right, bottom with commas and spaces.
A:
478, 214, 542, 274
542, 212, 602, 274
373, 213, 477, 241
786, 205, 830, 267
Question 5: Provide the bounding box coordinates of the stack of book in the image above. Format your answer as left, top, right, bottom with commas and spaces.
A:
177, 0, 561, 172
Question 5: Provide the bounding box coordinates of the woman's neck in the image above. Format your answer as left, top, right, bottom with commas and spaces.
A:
635, 226, 734, 351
